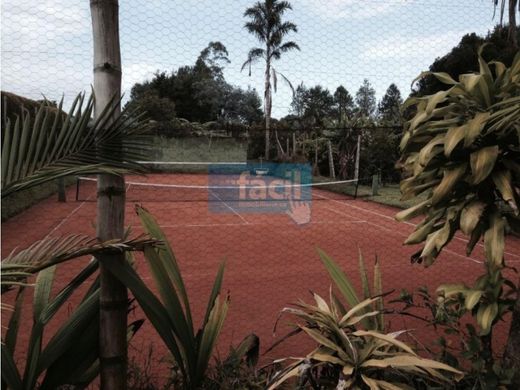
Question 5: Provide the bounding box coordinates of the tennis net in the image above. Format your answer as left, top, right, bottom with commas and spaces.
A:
75, 174, 360, 204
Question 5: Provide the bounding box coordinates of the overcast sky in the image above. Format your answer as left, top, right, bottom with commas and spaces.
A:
1, 0, 498, 118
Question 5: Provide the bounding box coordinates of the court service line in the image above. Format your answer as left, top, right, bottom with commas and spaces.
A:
208, 190, 249, 225
320, 196, 483, 264
314, 193, 520, 260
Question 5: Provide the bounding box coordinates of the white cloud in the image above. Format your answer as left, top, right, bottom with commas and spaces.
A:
361, 30, 468, 63
301, 0, 407, 20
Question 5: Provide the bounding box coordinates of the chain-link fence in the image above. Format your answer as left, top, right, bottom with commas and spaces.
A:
2, 0, 519, 385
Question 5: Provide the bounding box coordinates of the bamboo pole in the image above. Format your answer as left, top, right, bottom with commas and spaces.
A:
327, 139, 335, 178
90, 1, 127, 389
354, 134, 361, 181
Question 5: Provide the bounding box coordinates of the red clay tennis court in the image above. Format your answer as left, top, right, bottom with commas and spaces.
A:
3, 173, 520, 379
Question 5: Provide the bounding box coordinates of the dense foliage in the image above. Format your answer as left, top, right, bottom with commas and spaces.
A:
414, 26, 520, 97
126, 42, 263, 136
397, 48, 520, 387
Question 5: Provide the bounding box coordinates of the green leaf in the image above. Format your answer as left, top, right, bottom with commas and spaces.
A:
1, 344, 23, 390
470, 145, 498, 184
4, 286, 25, 355
444, 125, 466, 157
136, 205, 193, 328
395, 199, 430, 222
361, 355, 463, 379
460, 201, 486, 235
195, 294, 229, 385
358, 250, 371, 301
317, 248, 359, 308
202, 261, 225, 327
484, 212, 505, 267
464, 112, 490, 147
476, 303, 498, 335
431, 164, 467, 205
101, 258, 188, 380
464, 290, 483, 311
492, 170, 517, 212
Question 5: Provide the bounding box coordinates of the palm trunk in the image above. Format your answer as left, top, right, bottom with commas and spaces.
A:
90, 1, 127, 389
509, 0, 518, 48
264, 59, 271, 161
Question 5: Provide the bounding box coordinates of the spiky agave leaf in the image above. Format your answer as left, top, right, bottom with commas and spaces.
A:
1, 92, 150, 197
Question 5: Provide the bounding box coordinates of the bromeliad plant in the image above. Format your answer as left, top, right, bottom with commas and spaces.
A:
267, 250, 463, 389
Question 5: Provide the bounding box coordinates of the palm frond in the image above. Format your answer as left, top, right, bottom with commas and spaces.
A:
271, 21, 298, 44
1, 234, 157, 287
1, 92, 150, 197
241, 48, 266, 75
278, 41, 300, 53
244, 21, 266, 41
271, 68, 295, 96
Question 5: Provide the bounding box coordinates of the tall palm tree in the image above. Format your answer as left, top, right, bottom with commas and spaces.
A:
242, 0, 300, 160
493, 0, 519, 48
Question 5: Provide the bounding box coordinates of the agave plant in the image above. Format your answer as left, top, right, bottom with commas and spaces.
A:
268, 250, 463, 389
0, 260, 143, 390
396, 47, 520, 268
101, 205, 229, 389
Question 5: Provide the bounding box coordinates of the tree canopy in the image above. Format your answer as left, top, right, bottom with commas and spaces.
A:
414, 25, 520, 96
126, 42, 263, 135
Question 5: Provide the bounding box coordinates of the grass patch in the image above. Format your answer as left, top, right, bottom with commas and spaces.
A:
365, 184, 426, 209
312, 177, 425, 210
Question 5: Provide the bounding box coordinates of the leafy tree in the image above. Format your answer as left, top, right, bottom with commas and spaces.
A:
196, 41, 231, 79
125, 90, 176, 134
127, 42, 263, 132
242, 0, 300, 160
414, 26, 519, 96
302, 85, 334, 127
355, 79, 376, 118
290, 82, 308, 118
221, 86, 263, 125
333, 85, 354, 126
378, 83, 403, 125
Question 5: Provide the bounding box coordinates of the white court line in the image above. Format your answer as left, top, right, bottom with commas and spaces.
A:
317, 194, 487, 264
148, 220, 367, 228
208, 190, 249, 225
45, 195, 92, 239
315, 192, 520, 260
